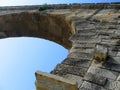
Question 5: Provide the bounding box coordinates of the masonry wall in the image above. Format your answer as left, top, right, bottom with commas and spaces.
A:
0, 3, 120, 90
50, 5, 120, 90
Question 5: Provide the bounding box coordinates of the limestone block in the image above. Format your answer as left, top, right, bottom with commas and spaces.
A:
79, 81, 105, 90
93, 44, 108, 62
104, 80, 120, 90
70, 48, 94, 54
111, 63, 120, 72
84, 72, 107, 86
68, 52, 92, 60
102, 39, 119, 44
72, 43, 96, 49
95, 60, 120, 72
63, 74, 83, 88
87, 66, 119, 80
98, 35, 110, 39
62, 58, 91, 68
51, 64, 88, 77
91, 60, 105, 68
35, 71, 78, 90
74, 39, 101, 44
107, 56, 120, 64
108, 50, 117, 57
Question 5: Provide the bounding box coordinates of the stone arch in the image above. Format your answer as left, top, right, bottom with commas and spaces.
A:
0, 12, 74, 49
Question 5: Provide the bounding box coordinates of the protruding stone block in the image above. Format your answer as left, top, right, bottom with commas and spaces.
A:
84, 72, 107, 86
35, 71, 78, 90
80, 81, 105, 90
93, 44, 108, 62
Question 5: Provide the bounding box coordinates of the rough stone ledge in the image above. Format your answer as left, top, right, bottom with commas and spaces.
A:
35, 71, 78, 90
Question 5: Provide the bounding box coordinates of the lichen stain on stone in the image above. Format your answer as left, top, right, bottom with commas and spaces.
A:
93, 52, 107, 62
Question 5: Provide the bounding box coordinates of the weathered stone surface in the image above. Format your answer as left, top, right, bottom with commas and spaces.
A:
101, 39, 119, 45
51, 64, 88, 77
111, 64, 120, 72
108, 50, 118, 56
63, 74, 83, 88
76, 32, 97, 36
107, 56, 120, 64
68, 52, 92, 59
80, 81, 105, 90
87, 66, 119, 80
93, 44, 108, 62
62, 58, 91, 68
72, 43, 96, 49
73, 39, 101, 44
0, 12, 73, 49
97, 61, 120, 72
0, 4, 120, 90
84, 73, 107, 86
70, 34, 97, 41
35, 71, 78, 90
97, 30, 115, 35
104, 80, 120, 90
70, 48, 94, 54
91, 60, 105, 68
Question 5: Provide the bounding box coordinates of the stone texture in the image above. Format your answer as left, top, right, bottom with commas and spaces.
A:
0, 12, 73, 49
84, 72, 107, 86
63, 74, 83, 88
80, 81, 105, 90
93, 44, 108, 62
35, 71, 78, 90
72, 43, 96, 49
87, 66, 119, 80
51, 64, 88, 77
0, 4, 120, 90
62, 58, 91, 68
68, 52, 92, 59
104, 80, 120, 90
108, 56, 120, 64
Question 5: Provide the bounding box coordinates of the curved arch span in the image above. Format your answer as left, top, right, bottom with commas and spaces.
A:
0, 12, 74, 49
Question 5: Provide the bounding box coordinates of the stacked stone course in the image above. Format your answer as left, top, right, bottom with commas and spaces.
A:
0, 3, 120, 90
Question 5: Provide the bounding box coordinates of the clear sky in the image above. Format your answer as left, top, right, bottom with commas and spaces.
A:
0, 37, 68, 90
0, 0, 120, 6
0, 0, 119, 90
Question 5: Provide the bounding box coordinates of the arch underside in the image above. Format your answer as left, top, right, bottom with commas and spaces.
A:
0, 12, 74, 49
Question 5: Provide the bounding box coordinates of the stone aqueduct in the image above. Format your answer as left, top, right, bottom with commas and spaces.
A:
0, 3, 120, 90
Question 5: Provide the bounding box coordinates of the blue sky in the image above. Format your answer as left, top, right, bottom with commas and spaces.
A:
0, 0, 120, 6
0, 37, 68, 90
0, 0, 119, 90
